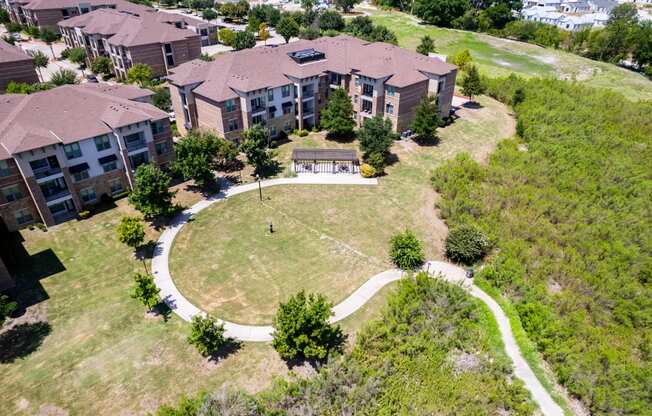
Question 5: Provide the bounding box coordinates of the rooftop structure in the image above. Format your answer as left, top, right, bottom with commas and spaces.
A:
0, 38, 39, 92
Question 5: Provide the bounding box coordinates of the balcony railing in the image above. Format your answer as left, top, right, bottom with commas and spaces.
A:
125, 138, 147, 152
33, 166, 62, 180
251, 105, 266, 114
43, 188, 71, 202
302, 89, 315, 98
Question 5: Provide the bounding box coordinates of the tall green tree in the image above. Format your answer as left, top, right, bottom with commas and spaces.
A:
202, 8, 217, 21
39, 27, 59, 58
172, 131, 223, 187
240, 124, 273, 175
413, 0, 469, 28
358, 115, 397, 160
416, 35, 435, 55
67, 47, 87, 74
389, 229, 425, 270
127, 63, 153, 87
131, 273, 161, 311
319, 88, 355, 138
334, 0, 360, 13
117, 216, 145, 250
129, 164, 176, 218
411, 96, 440, 141
272, 290, 346, 361
152, 86, 171, 112
30, 50, 49, 82
187, 315, 227, 356
277, 15, 300, 43
319, 10, 345, 31
231, 30, 256, 50
460, 65, 485, 102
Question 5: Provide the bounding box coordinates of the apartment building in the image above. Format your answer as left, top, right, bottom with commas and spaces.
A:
0, 84, 175, 231
155, 12, 218, 47
167, 35, 457, 141
0, 38, 39, 92
2, 0, 132, 30
58, 8, 202, 79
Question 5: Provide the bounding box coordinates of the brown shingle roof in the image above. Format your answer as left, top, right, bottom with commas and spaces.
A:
22, 0, 117, 10
0, 84, 167, 155
0, 38, 33, 64
167, 35, 456, 102
78, 83, 154, 101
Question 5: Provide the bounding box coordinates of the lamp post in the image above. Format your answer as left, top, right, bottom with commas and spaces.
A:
256, 174, 262, 201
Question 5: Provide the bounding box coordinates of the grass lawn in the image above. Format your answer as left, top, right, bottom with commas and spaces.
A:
0, 96, 513, 414
364, 7, 652, 101
171, 96, 515, 324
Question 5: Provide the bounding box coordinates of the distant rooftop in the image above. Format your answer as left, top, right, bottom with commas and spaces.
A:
0, 38, 33, 64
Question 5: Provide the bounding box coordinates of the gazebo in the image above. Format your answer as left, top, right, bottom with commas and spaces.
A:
291, 148, 360, 174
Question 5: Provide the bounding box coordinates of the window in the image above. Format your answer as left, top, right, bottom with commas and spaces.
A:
268, 89, 274, 101
385, 103, 394, 115
102, 160, 117, 172
0, 160, 11, 177
80, 187, 97, 203
94, 135, 111, 151
252, 114, 265, 125
180, 91, 187, 105
283, 122, 292, 132
73, 169, 90, 182
227, 119, 238, 132
166, 54, 175, 66
281, 85, 291, 98
225, 99, 236, 112
329, 72, 341, 85
129, 152, 149, 170
251, 97, 264, 112
355, 77, 361, 87
353, 94, 358, 103
269, 126, 277, 137
362, 83, 373, 97
361, 99, 372, 113
282, 101, 293, 115
155, 141, 169, 155
151, 120, 165, 135
15, 208, 33, 225
64, 142, 82, 159
164, 43, 173, 54
124, 132, 145, 151
2, 185, 23, 202
109, 179, 123, 195
386, 86, 396, 96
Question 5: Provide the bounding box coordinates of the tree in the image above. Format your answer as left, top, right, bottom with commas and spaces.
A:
389, 229, 425, 270
249, 4, 281, 27
219, 28, 235, 46
240, 124, 274, 175
202, 8, 217, 21
334, 0, 360, 13
452, 49, 472, 71
39, 27, 59, 58
187, 315, 227, 356
346, 16, 373, 38
411, 96, 440, 141
220, 0, 249, 21
131, 272, 161, 311
319, 10, 345, 32
358, 115, 397, 160
231, 30, 256, 50
67, 47, 87, 74
30, 50, 48, 82
445, 225, 489, 265
299, 26, 321, 40
152, 86, 172, 112
258, 22, 270, 45
301, 0, 315, 12
369, 25, 397, 44
416, 35, 435, 55
50, 68, 78, 86
460, 65, 485, 102
414, 0, 469, 28
0, 294, 17, 326
272, 290, 346, 361
128, 164, 176, 218
0, 8, 10, 24
172, 131, 223, 187
90, 56, 112, 77
319, 88, 355, 138
117, 216, 145, 249
277, 15, 300, 43
127, 63, 153, 87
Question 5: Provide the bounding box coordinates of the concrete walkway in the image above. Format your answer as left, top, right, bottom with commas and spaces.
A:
151, 176, 563, 416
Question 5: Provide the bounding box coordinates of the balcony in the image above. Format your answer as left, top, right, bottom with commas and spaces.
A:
362, 85, 374, 98
251, 105, 266, 114
33, 165, 62, 180
42, 186, 71, 203
301, 89, 315, 99
124, 133, 147, 152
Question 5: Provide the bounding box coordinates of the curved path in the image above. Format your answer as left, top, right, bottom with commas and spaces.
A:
151, 176, 563, 416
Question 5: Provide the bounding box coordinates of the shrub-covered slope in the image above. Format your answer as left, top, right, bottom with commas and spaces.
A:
433, 78, 652, 414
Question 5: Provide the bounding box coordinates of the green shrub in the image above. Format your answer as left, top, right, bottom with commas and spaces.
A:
365, 151, 385, 174
445, 225, 489, 265
389, 229, 425, 270
188, 315, 227, 356
360, 163, 376, 178
298, 129, 309, 137
78, 210, 91, 219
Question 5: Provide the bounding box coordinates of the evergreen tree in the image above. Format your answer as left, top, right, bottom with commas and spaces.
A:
358, 115, 397, 160
416, 35, 435, 55
187, 315, 227, 356
319, 88, 355, 138
460, 65, 485, 102
411, 96, 440, 141
240, 124, 273, 175
277, 15, 300, 43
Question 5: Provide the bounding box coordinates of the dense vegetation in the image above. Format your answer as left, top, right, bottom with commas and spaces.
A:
158, 276, 535, 415
432, 78, 652, 414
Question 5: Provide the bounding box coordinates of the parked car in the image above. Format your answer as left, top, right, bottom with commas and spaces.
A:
11, 33, 23, 42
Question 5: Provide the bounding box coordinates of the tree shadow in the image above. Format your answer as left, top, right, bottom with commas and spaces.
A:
325, 131, 356, 143
385, 152, 400, 167
257, 160, 282, 178
462, 101, 483, 109
413, 135, 440, 147
208, 339, 242, 363
151, 302, 172, 322
283, 356, 322, 371
0, 321, 51, 363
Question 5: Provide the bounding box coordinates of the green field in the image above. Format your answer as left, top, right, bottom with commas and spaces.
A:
365, 8, 652, 101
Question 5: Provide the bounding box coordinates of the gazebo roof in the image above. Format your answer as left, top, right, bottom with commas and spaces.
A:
291, 148, 358, 162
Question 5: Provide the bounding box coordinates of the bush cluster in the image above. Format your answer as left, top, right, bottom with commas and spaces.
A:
444, 225, 489, 265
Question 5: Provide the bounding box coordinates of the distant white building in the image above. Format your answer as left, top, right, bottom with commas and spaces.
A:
521, 5, 609, 30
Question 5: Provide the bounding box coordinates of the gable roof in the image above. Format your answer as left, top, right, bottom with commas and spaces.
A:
0, 38, 33, 64
168, 35, 456, 102
0, 85, 167, 155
